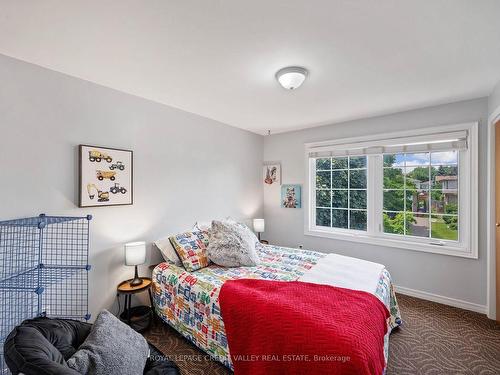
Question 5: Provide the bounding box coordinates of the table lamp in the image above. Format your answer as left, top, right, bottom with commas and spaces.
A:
124, 241, 146, 286
253, 219, 265, 241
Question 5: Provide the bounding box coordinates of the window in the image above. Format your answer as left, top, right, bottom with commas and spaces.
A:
315, 156, 367, 230
306, 123, 478, 258
382, 151, 459, 241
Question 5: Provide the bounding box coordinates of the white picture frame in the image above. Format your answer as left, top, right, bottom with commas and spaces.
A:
263, 163, 281, 185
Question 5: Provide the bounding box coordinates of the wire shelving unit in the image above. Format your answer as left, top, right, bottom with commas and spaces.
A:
0, 214, 92, 374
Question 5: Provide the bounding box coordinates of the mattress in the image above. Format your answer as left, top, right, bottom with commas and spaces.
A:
151, 245, 401, 369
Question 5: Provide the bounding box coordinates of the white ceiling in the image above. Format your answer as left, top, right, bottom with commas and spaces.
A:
1, 1, 500, 135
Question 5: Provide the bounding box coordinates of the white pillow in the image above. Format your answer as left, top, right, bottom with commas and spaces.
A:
194, 218, 250, 231
207, 220, 260, 267
193, 216, 251, 231
225, 217, 252, 229
193, 221, 212, 231
154, 237, 181, 265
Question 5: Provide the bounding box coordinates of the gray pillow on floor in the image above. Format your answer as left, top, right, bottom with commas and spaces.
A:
67, 309, 149, 375
207, 220, 260, 267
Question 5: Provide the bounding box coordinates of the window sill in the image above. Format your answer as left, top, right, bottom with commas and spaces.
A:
304, 228, 477, 259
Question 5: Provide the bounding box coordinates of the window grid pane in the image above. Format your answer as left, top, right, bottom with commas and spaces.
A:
315, 156, 367, 231
383, 152, 459, 241
347, 160, 350, 228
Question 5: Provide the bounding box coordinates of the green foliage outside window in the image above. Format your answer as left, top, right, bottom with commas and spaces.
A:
443, 204, 458, 230
383, 212, 416, 235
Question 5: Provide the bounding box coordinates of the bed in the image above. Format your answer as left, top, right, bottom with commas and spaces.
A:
151, 244, 401, 370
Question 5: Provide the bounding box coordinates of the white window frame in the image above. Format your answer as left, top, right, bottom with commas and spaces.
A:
304, 122, 478, 259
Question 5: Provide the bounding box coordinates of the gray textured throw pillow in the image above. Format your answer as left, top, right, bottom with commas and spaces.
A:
207, 220, 260, 267
67, 310, 149, 375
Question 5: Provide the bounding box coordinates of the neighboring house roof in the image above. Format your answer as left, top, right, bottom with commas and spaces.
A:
407, 177, 429, 187
435, 175, 457, 182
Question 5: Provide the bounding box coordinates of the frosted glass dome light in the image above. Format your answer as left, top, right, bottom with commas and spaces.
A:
275, 66, 308, 90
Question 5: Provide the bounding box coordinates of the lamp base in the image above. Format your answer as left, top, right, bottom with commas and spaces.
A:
129, 265, 143, 287
129, 277, 143, 287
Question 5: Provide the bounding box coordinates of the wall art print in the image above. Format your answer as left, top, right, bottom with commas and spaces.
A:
281, 184, 301, 208
79, 145, 133, 207
263, 163, 281, 185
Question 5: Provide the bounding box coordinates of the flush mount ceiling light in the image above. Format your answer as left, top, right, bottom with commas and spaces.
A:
275, 66, 308, 90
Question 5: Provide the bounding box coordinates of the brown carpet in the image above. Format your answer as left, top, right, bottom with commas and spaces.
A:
144, 294, 500, 375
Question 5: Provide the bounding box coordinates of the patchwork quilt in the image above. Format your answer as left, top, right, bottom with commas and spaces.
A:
168, 230, 210, 271
151, 245, 401, 369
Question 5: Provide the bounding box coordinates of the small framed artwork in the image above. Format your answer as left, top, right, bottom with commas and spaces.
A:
263, 163, 281, 185
281, 184, 301, 208
79, 145, 133, 207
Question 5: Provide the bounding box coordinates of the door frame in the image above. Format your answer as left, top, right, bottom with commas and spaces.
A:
487, 104, 500, 320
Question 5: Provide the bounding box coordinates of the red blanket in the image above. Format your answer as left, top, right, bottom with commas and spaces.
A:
219, 279, 389, 375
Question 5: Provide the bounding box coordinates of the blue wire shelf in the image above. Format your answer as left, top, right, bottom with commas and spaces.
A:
0, 214, 92, 228
0, 265, 89, 290
0, 214, 92, 374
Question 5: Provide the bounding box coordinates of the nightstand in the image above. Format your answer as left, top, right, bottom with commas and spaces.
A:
117, 277, 154, 331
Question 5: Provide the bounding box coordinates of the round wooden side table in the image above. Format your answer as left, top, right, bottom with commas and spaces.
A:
117, 277, 153, 326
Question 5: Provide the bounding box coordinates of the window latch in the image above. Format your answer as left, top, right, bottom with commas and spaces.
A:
429, 241, 445, 246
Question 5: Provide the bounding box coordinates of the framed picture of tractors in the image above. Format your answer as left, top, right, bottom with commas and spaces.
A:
79, 145, 133, 207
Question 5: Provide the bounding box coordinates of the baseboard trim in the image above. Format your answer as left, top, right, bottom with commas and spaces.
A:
395, 285, 487, 314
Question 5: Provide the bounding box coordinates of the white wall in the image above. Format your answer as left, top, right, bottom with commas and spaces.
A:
264, 98, 489, 306
489, 81, 500, 118
0, 54, 263, 318
1, 50, 494, 316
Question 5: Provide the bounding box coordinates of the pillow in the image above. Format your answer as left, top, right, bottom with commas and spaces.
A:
169, 230, 210, 271
67, 310, 149, 375
207, 220, 260, 267
193, 221, 212, 232
154, 237, 182, 265
224, 217, 253, 229
193, 218, 251, 232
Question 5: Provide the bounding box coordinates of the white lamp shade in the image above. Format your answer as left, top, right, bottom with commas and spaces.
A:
253, 219, 265, 233
124, 241, 146, 266
276, 67, 308, 90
